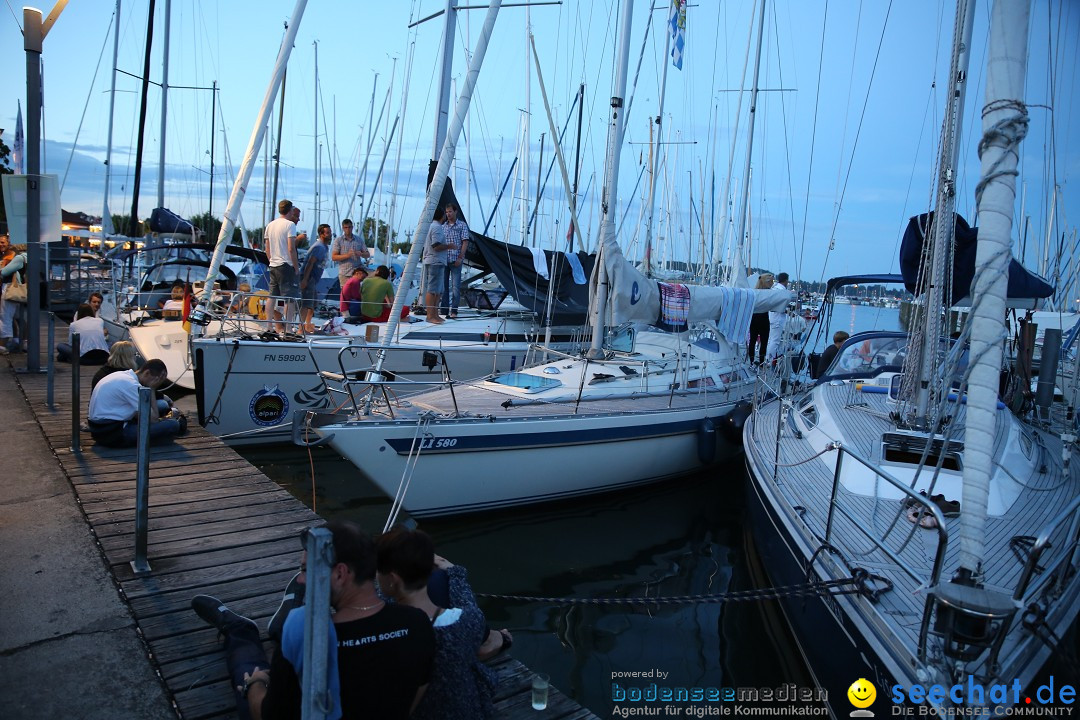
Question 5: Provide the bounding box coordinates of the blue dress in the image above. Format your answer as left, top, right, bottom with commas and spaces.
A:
412, 565, 497, 720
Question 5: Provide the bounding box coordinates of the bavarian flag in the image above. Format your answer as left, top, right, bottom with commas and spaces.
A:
669, 0, 687, 70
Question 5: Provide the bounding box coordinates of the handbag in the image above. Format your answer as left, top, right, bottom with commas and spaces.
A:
2, 270, 27, 304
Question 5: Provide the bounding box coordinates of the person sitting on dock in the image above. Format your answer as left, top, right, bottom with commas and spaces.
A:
91, 341, 140, 391
339, 266, 368, 319
87, 358, 185, 447
57, 303, 111, 365
358, 265, 410, 323
376, 528, 497, 720
192, 520, 436, 720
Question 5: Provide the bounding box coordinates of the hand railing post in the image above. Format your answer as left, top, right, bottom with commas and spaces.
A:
301, 527, 334, 720
131, 385, 152, 575
70, 332, 81, 452
46, 311, 55, 408
824, 445, 845, 543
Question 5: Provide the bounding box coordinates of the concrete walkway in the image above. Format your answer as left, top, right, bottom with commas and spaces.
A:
0, 352, 176, 719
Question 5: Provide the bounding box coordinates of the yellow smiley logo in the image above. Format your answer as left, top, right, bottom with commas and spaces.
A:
847, 678, 876, 709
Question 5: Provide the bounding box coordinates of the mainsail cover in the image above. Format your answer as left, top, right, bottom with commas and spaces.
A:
464, 234, 595, 324
602, 234, 791, 343
900, 212, 1054, 305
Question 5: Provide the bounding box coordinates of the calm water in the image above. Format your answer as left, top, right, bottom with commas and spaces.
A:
229, 305, 910, 715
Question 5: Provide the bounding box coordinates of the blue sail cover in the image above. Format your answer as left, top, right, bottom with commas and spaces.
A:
899, 212, 1054, 305
149, 207, 197, 235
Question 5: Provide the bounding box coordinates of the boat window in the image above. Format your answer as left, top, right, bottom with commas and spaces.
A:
1019, 430, 1033, 459
486, 372, 562, 393
835, 337, 908, 374
800, 403, 818, 428
604, 325, 635, 353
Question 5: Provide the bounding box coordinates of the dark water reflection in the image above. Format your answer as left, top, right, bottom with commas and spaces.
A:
239, 445, 809, 715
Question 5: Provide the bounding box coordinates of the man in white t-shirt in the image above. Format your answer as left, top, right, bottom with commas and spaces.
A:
766, 272, 790, 361
265, 199, 301, 333
87, 359, 185, 447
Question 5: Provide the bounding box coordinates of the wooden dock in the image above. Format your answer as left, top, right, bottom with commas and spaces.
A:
11, 328, 596, 719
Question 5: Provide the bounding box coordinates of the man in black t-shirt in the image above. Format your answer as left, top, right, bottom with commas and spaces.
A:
193, 521, 435, 720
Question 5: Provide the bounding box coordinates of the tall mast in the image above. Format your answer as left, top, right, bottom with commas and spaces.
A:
958, 0, 1031, 575
102, 0, 121, 235
129, 0, 156, 236
908, 0, 977, 423
157, 0, 170, 209
432, 0, 457, 158
733, 0, 767, 272
313, 40, 319, 230
197, 0, 309, 307
586, 0, 634, 359
208, 80, 216, 224
643, 10, 672, 277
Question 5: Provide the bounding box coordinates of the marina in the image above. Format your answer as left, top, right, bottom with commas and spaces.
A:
3, 0, 1079, 716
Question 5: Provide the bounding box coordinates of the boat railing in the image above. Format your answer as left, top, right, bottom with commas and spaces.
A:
1012, 487, 1080, 605
309, 343, 459, 420
749, 385, 950, 662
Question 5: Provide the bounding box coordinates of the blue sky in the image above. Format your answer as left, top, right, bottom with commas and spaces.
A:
1, 0, 1077, 295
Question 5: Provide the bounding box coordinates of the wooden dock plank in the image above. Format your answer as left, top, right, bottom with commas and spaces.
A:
11, 319, 596, 720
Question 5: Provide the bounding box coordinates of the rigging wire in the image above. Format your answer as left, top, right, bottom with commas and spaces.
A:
820, 1, 895, 275
60, 12, 116, 194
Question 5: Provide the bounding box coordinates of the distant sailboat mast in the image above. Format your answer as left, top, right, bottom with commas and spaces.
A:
101, 0, 121, 236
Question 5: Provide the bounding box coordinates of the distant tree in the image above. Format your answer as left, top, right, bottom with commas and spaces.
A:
111, 214, 146, 238
391, 240, 411, 254
188, 212, 243, 245
360, 217, 396, 252
247, 227, 265, 249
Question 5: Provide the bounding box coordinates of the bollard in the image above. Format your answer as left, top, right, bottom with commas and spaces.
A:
301, 527, 334, 720
71, 332, 81, 452
46, 312, 55, 408
131, 385, 152, 575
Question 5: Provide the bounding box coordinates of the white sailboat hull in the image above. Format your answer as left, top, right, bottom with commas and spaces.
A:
316, 399, 743, 517
194, 317, 584, 445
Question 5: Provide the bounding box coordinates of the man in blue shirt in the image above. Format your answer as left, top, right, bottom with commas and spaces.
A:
299, 223, 331, 333
440, 204, 470, 318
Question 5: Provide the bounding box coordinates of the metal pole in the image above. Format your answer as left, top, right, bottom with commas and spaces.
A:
46, 312, 55, 407
24, 8, 45, 372
301, 527, 334, 720
131, 385, 152, 574
70, 331, 81, 452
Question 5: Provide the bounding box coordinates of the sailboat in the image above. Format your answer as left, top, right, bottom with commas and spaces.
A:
297, 3, 789, 518
741, 0, 1079, 712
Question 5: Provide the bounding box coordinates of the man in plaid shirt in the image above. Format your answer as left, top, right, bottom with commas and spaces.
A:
440, 203, 470, 318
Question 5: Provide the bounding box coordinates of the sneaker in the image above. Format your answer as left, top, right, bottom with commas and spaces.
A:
191, 595, 258, 634
268, 572, 305, 643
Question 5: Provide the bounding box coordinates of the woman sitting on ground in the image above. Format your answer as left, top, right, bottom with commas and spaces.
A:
92, 341, 139, 390
376, 528, 497, 720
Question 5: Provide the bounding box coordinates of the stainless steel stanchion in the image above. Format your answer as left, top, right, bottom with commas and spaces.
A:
131, 385, 152, 574
46, 312, 55, 408
70, 332, 81, 452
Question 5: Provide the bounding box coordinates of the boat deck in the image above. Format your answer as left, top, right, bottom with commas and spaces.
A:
744, 378, 1080, 681
359, 372, 752, 422
12, 323, 596, 719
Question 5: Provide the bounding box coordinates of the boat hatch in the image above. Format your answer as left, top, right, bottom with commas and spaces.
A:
881, 431, 963, 471
485, 372, 562, 393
